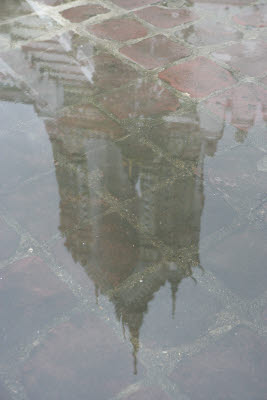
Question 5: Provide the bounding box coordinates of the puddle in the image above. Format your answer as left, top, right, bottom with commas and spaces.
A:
0, 1, 267, 399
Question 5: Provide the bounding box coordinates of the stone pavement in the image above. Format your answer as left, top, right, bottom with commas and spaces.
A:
0, 0, 267, 399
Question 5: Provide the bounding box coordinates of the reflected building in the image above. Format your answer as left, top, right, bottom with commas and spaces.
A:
1, 23, 265, 374
45, 104, 223, 373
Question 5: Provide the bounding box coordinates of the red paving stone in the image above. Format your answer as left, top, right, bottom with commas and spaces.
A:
0, 257, 76, 353
135, 6, 198, 28
233, 4, 267, 27
177, 20, 243, 46
120, 34, 190, 69
88, 17, 148, 41
122, 386, 172, 400
170, 326, 267, 400
98, 79, 180, 119
110, 0, 159, 9
204, 83, 267, 131
159, 57, 236, 98
0, 217, 20, 261
212, 40, 267, 77
60, 4, 110, 23
21, 313, 142, 400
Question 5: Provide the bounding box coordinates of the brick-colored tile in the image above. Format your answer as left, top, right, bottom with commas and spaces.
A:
0, 257, 76, 356
159, 57, 236, 98
233, 4, 267, 27
122, 386, 172, 400
60, 4, 110, 23
204, 83, 267, 131
177, 20, 243, 46
170, 326, 267, 400
21, 312, 143, 400
110, 0, 159, 10
89, 18, 148, 41
120, 35, 190, 69
98, 79, 180, 119
212, 40, 267, 77
135, 6, 198, 28
0, 218, 20, 261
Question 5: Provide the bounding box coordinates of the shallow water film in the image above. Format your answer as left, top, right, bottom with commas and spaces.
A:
0, 0, 267, 399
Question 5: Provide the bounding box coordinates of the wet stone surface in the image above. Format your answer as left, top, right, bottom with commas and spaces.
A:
60, 4, 110, 23
212, 39, 267, 78
21, 312, 143, 400
159, 56, 236, 98
135, 6, 199, 28
0, 0, 267, 399
88, 17, 148, 42
0, 217, 20, 261
120, 34, 191, 69
0, 257, 77, 358
176, 19, 243, 46
97, 78, 180, 119
170, 326, 267, 400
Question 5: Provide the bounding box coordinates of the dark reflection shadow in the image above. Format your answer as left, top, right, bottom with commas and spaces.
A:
1, 27, 266, 375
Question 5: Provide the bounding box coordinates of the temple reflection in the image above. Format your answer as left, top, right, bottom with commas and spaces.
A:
45, 101, 222, 374
1, 24, 266, 374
